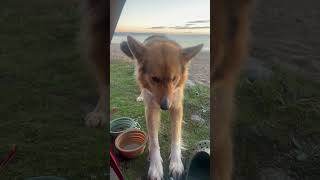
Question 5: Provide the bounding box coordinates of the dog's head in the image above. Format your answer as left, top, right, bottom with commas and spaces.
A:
125, 35, 203, 110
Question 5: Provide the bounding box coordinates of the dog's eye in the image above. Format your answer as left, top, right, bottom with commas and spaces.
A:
152, 77, 160, 83
172, 76, 176, 81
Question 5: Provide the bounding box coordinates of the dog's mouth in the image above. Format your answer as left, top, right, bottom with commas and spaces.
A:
160, 106, 169, 111
143, 88, 181, 110
160, 97, 170, 110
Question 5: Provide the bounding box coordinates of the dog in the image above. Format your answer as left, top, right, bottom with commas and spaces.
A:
120, 35, 203, 179
80, 0, 107, 128
212, 0, 253, 180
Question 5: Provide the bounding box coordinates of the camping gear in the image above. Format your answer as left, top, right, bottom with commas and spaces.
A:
115, 129, 147, 159
185, 140, 210, 180
110, 149, 124, 180
110, 117, 141, 139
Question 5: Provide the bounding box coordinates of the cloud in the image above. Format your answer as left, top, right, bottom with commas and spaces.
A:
170, 26, 210, 29
148, 26, 167, 29
146, 20, 210, 30
186, 20, 210, 23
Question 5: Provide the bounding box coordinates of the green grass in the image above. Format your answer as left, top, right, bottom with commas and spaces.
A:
0, 1, 106, 179
110, 62, 210, 179
234, 65, 320, 179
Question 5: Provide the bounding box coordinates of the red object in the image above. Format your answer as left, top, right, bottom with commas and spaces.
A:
110, 106, 123, 179
110, 143, 124, 180
0, 144, 17, 172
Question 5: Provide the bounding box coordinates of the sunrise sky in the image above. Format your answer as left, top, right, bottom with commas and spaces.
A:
115, 0, 210, 35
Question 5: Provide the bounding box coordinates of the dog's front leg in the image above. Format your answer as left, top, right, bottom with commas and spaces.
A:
136, 91, 144, 102
85, 90, 107, 127
169, 104, 184, 178
145, 102, 163, 180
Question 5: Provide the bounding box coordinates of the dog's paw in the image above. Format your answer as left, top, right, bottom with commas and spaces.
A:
148, 158, 163, 180
136, 95, 144, 102
85, 111, 105, 128
169, 158, 184, 179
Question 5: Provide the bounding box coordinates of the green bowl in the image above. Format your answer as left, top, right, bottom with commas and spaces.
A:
110, 117, 141, 139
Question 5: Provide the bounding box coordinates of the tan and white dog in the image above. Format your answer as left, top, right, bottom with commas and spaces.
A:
121, 35, 203, 179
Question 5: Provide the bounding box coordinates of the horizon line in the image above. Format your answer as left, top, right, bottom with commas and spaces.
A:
114, 31, 210, 36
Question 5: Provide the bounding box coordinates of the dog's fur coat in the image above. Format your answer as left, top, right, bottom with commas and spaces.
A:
212, 0, 253, 180
81, 0, 107, 127
121, 35, 203, 179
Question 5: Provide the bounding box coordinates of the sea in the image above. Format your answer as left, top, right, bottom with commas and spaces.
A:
111, 32, 210, 52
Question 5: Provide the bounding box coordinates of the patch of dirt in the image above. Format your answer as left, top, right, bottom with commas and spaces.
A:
250, 0, 320, 83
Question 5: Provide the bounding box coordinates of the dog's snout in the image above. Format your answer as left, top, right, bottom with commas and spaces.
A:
160, 97, 169, 110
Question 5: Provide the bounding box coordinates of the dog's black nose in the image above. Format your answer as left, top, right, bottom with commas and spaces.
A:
160, 97, 169, 110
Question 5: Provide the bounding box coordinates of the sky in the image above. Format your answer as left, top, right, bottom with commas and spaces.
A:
115, 0, 210, 35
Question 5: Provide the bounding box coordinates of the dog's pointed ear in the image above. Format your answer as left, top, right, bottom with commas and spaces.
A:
181, 44, 203, 62
120, 41, 134, 59
127, 35, 146, 61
